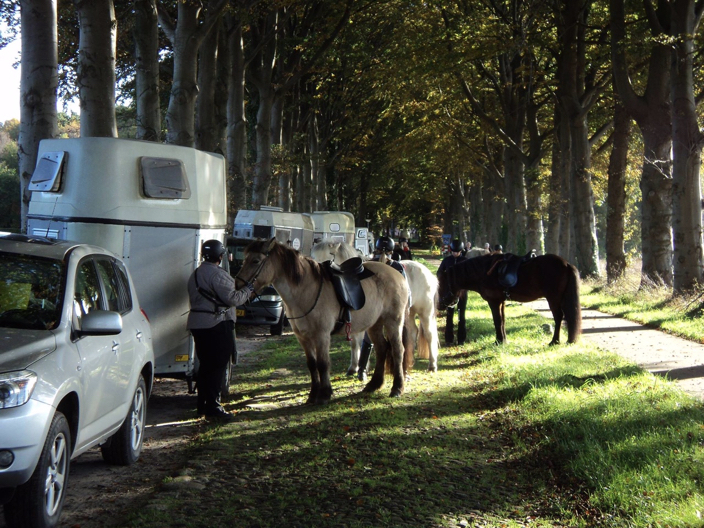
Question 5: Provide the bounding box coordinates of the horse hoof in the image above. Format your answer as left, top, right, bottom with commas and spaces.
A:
389, 389, 403, 398
346, 369, 357, 377
357, 371, 367, 382
427, 366, 437, 373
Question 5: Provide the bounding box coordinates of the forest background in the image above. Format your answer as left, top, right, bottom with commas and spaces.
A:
1, 0, 704, 293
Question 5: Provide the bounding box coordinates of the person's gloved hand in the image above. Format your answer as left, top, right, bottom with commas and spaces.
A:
245, 282, 255, 295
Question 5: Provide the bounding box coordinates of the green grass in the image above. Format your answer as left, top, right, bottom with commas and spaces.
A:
124, 288, 704, 528
581, 265, 704, 343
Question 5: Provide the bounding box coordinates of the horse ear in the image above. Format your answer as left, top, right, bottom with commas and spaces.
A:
267, 237, 277, 253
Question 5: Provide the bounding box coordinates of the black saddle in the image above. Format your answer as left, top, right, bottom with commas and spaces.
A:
495, 251, 535, 289
323, 259, 375, 332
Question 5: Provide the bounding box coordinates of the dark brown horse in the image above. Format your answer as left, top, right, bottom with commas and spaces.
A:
437, 253, 582, 345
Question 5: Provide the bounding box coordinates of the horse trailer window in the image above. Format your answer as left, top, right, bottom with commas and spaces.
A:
140, 157, 191, 199
28, 151, 66, 192
329, 223, 341, 232
252, 225, 272, 239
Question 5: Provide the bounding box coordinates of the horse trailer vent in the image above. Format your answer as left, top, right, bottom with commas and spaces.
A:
140, 157, 191, 199
31, 227, 60, 239
29, 151, 66, 192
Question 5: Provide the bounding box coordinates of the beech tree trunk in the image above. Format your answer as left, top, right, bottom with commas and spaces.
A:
670, 0, 704, 292
134, 0, 160, 142
19, 0, 58, 232
195, 19, 221, 152
558, 0, 599, 277
606, 104, 630, 283
74, 0, 117, 138
158, 0, 227, 147
226, 20, 247, 215
611, 0, 673, 286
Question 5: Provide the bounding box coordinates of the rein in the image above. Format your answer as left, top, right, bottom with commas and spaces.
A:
285, 268, 325, 320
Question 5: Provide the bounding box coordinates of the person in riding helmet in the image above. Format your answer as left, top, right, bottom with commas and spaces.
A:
357, 235, 409, 381
437, 239, 468, 347
392, 236, 413, 261
187, 239, 256, 421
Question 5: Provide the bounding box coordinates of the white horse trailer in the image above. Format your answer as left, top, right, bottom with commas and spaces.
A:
228, 206, 314, 334
26, 137, 228, 381
310, 211, 356, 246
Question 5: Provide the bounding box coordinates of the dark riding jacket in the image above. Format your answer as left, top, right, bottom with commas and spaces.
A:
437, 253, 468, 275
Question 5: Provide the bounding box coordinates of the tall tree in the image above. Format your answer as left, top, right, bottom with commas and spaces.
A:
134, 0, 160, 141
668, 0, 704, 291
74, 0, 117, 137
157, 0, 227, 147
19, 0, 58, 232
606, 103, 630, 282
556, 0, 605, 277
611, 0, 673, 286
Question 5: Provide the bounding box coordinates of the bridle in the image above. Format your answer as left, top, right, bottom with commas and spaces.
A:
235, 240, 324, 321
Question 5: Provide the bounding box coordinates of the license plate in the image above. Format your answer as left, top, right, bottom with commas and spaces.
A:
174, 354, 189, 362
236, 309, 245, 317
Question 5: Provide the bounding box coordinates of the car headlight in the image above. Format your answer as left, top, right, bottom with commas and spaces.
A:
258, 295, 279, 302
0, 370, 38, 409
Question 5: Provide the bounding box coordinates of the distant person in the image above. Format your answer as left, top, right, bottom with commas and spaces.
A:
493, 244, 503, 254
392, 237, 413, 261
357, 236, 408, 380
437, 239, 468, 346
187, 239, 256, 421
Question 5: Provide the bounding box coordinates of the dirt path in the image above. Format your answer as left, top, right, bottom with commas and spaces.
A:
0, 325, 278, 528
528, 299, 704, 401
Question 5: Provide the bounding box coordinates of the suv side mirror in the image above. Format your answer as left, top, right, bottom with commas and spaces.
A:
77, 311, 123, 336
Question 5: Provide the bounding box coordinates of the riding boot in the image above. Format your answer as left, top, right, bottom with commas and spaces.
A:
357, 341, 374, 381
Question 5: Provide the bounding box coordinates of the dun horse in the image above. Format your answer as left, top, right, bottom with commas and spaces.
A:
311, 241, 440, 373
237, 239, 412, 403
437, 252, 582, 344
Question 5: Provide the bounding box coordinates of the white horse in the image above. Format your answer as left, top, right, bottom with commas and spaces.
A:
311, 241, 440, 373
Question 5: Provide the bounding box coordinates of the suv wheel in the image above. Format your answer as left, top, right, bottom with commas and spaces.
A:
3, 412, 71, 528
101, 375, 147, 466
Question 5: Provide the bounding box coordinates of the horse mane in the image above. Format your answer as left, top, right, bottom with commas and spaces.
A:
247, 239, 323, 286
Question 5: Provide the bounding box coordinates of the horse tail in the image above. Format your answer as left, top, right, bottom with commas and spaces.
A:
417, 319, 430, 359
563, 264, 582, 343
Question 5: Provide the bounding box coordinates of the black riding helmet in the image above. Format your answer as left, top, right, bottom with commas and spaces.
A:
450, 239, 464, 252
375, 236, 395, 252
201, 239, 226, 262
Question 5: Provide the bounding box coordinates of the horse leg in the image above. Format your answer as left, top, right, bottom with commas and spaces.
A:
547, 299, 563, 345
300, 340, 321, 404
417, 305, 439, 372
363, 325, 387, 393
488, 299, 506, 344
456, 293, 468, 345
347, 333, 363, 376
314, 334, 333, 404
387, 320, 406, 398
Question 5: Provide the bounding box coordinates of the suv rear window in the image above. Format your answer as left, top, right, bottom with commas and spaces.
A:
0, 253, 64, 330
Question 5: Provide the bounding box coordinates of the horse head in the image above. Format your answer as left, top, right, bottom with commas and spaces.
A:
237, 238, 280, 290
436, 268, 460, 310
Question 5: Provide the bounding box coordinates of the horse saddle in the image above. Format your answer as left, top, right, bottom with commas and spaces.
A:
324, 258, 374, 312
495, 251, 536, 289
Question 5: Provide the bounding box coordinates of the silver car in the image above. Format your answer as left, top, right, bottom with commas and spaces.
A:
0, 234, 155, 528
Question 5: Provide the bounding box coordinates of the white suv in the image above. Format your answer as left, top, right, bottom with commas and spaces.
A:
0, 234, 155, 528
